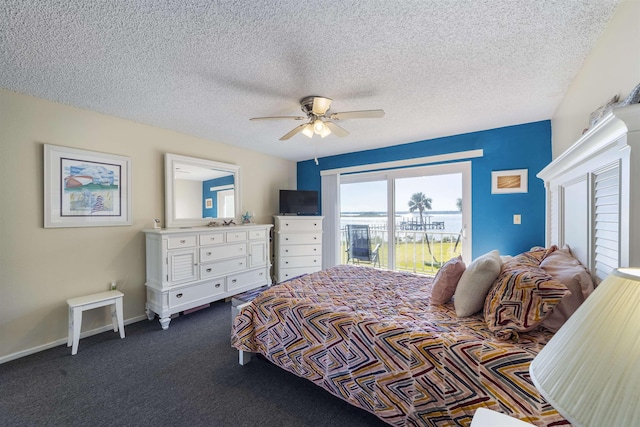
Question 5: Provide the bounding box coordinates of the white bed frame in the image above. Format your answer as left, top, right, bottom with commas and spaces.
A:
538, 104, 640, 282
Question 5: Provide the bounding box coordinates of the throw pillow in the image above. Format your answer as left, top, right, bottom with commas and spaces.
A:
539, 246, 594, 332
454, 250, 502, 317
430, 255, 466, 305
484, 261, 569, 341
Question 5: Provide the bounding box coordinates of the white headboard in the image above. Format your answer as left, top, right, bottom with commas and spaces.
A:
537, 104, 640, 282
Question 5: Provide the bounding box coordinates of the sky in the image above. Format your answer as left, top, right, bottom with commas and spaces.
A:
340, 173, 462, 212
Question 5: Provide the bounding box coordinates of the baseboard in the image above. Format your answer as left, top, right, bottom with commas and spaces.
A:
0, 314, 148, 364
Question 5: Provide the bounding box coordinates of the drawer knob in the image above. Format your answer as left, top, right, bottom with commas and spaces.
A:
176, 293, 183, 298
232, 279, 237, 283
314, 237, 317, 240
206, 252, 212, 256
215, 283, 221, 288
285, 261, 289, 264
206, 268, 212, 273
180, 239, 186, 244
285, 249, 289, 253
285, 237, 289, 241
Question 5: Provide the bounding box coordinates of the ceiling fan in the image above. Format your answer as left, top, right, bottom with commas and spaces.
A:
250, 96, 385, 141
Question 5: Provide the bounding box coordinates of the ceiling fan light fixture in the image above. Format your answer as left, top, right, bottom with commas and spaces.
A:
313, 119, 326, 134
302, 123, 314, 138
320, 125, 331, 138
250, 96, 383, 141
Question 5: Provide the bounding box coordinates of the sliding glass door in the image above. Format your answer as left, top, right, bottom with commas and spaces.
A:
339, 162, 470, 274
340, 179, 388, 267
394, 173, 463, 274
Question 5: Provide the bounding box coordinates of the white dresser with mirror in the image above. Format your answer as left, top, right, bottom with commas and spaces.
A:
143, 153, 272, 329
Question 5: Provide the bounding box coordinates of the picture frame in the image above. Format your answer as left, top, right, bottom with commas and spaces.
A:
44, 144, 132, 228
491, 169, 528, 194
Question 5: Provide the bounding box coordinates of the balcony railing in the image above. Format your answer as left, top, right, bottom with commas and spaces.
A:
340, 223, 462, 275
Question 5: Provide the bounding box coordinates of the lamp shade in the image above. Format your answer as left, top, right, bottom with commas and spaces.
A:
529, 268, 640, 427
301, 123, 314, 138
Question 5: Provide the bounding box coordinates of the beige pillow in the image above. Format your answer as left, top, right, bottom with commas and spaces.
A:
454, 250, 502, 317
540, 246, 594, 332
430, 255, 466, 305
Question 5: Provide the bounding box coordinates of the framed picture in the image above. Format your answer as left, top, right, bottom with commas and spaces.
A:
44, 144, 132, 228
491, 169, 528, 194
205, 198, 213, 209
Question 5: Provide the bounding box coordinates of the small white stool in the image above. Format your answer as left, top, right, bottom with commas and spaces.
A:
67, 290, 125, 355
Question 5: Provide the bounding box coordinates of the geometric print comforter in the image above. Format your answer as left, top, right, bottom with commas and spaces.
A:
231, 265, 568, 427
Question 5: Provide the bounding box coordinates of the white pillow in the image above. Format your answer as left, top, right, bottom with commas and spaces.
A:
454, 250, 502, 317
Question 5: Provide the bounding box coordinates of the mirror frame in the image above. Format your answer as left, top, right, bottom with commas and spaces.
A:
165, 153, 241, 228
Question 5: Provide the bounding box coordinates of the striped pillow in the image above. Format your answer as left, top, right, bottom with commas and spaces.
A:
484, 260, 569, 341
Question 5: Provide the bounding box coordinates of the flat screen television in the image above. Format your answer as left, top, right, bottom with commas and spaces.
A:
279, 190, 319, 215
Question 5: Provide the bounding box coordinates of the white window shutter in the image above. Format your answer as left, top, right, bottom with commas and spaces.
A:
593, 164, 620, 282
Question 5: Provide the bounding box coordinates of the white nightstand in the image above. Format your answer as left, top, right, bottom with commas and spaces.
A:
471, 408, 535, 427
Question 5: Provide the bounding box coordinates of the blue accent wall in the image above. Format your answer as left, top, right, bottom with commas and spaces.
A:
202, 175, 234, 218
297, 121, 551, 258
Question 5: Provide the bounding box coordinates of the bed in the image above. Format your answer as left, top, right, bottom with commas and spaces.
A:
232, 105, 639, 426
231, 247, 580, 427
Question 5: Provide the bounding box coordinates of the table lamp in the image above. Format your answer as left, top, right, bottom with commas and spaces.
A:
530, 268, 640, 427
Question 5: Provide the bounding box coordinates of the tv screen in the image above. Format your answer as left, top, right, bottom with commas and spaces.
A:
279, 190, 319, 215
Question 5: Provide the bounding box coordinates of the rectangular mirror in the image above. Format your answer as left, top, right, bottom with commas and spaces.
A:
165, 153, 241, 228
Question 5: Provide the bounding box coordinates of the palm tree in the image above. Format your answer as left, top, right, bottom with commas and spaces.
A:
408, 192, 432, 226
408, 192, 437, 263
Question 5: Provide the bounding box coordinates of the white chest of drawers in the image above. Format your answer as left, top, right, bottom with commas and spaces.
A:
143, 224, 272, 329
274, 215, 323, 283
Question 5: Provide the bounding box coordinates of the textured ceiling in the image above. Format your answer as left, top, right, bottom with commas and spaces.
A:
0, 0, 620, 162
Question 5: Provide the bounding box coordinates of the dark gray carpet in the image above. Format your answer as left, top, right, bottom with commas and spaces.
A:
0, 301, 389, 426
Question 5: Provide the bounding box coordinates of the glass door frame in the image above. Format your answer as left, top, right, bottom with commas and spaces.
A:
340, 161, 472, 269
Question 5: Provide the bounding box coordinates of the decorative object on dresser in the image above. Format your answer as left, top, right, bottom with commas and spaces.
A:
143, 224, 272, 329
273, 215, 323, 283
530, 268, 640, 427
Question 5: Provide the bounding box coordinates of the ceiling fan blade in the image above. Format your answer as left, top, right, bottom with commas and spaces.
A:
279, 124, 308, 141
312, 97, 332, 115
324, 121, 349, 137
250, 116, 306, 121
329, 109, 385, 120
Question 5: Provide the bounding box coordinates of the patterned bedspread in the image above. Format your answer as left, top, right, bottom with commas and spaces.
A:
231, 265, 568, 427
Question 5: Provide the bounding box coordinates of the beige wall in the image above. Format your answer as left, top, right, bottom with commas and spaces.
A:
551, 0, 640, 158
0, 89, 296, 361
